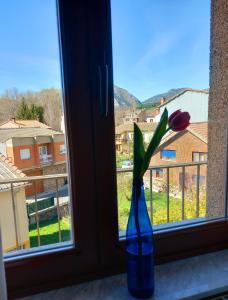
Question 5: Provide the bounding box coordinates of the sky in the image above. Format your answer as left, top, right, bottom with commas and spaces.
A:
0, 0, 210, 101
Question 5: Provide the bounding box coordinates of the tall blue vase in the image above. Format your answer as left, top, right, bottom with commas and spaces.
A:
126, 183, 154, 299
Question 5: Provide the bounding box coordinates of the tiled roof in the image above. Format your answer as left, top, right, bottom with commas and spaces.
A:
116, 122, 157, 135
159, 89, 209, 108
0, 127, 63, 142
145, 109, 158, 117
0, 155, 27, 191
188, 122, 208, 141
15, 120, 51, 128
0, 119, 50, 129
160, 122, 208, 148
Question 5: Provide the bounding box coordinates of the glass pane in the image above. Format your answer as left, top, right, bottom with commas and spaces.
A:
111, 0, 217, 238
0, 1, 72, 256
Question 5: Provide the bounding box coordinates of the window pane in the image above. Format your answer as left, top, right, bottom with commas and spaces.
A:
111, 0, 217, 237
0, 1, 72, 256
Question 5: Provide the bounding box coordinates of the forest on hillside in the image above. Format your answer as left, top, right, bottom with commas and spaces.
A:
0, 88, 63, 131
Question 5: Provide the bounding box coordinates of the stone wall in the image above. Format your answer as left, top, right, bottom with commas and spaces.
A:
29, 202, 70, 225
43, 163, 67, 191
207, 0, 228, 217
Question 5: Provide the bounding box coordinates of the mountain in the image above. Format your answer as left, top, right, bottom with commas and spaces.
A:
143, 88, 189, 104
114, 86, 141, 108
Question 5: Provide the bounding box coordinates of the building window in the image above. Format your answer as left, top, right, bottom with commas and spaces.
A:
160, 149, 176, 161
192, 152, 208, 162
60, 144, 66, 155
39, 146, 48, 157
152, 168, 163, 178
20, 149, 30, 160
192, 175, 206, 185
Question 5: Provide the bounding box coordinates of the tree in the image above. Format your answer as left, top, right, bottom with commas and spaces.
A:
16, 99, 44, 122
16, 98, 31, 119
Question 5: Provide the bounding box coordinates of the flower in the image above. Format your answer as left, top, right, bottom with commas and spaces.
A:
168, 109, 190, 131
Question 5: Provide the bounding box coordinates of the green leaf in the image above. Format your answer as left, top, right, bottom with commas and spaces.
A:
133, 123, 145, 182
140, 108, 168, 177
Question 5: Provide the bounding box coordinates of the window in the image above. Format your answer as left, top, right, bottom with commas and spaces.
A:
193, 152, 208, 162
160, 149, 176, 161
60, 144, 66, 155
152, 168, 163, 178
20, 149, 30, 160
3, 1, 228, 298
39, 146, 48, 157
192, 175, 206, 185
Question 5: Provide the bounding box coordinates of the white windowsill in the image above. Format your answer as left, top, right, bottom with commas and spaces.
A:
18, 249, 228, 300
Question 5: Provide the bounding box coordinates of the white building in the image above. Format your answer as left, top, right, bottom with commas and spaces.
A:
155, 89, 209, 123
0, 155, 29, 252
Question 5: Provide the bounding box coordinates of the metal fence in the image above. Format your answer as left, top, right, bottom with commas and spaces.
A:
117, 161, 208, 227
0, 162, 208, 254
0, 173, 69, 252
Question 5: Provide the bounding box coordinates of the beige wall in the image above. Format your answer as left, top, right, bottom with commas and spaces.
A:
0, 187, 29, 252
207, 0, 228, 217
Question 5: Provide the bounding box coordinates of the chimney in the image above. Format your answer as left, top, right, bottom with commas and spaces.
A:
160, 97, 166, 105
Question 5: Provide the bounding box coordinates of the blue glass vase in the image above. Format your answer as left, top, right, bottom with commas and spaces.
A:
126, 183, 154, 299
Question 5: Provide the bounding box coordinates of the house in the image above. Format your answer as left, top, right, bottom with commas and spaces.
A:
145, 108, 160, 123
0, 127, 67, 195
122, 109, 146, 124
0, 155, 29, 252
154, 89, 209, 123
0, 118, 51, 129
150, 122, 208, 189
116, 122, 157, 153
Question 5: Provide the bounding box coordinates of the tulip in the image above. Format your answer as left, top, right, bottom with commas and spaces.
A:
168, 109, 190, 131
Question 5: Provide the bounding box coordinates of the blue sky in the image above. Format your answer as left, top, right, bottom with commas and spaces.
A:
111, 0, 210, 100
0, 1, 210, 101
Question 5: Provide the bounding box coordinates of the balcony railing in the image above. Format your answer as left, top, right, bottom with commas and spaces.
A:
0, 162, 209, 257
0, 173, 70, 256
117, 161, 209, 234
39, 154, 53, 165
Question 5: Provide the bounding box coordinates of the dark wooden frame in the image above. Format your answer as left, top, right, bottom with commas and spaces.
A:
5, 0, 228, 299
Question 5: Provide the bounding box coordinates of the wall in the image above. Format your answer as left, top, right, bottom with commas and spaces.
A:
150, 131, 207, 187
207, 0, 228, 217
23, 169, 44, 196
156, 91, 208, 123
43, 163, 67, 191
0, 187, 29, 252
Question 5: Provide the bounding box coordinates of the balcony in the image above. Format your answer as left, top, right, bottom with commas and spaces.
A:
0, 161, 210, 258
39, 154, 53, 165
0, 173, 70, 256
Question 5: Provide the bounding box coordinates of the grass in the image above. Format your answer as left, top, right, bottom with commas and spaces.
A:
117, 173, 206, 231
29, 217, 71, 248
28, 176, 206, 247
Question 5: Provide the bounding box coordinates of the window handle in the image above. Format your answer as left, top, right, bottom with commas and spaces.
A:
98, 65, 103, 117
98, 64, 109, 118
105, 64, 109, 117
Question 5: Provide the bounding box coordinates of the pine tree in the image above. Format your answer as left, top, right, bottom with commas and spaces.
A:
16, 99, 44, 122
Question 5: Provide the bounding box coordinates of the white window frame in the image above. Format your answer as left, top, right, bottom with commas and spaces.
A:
20, 149, 31, 160
60, 144, 66, 155
39, 146, 48, 158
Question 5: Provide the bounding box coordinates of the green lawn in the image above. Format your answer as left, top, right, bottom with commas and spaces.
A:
29, 217, 71, 248
29, 187, 206, 247
118, 189, 206, 231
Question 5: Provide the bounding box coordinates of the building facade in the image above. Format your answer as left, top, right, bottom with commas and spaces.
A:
115, 122, 157, 153
0, 127, 67, 195
155, 89, 209, 123
0, 155, 29, 252
150, 123, 208, 190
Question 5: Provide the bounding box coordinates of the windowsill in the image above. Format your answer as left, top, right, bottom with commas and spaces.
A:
18, 249, 228, 300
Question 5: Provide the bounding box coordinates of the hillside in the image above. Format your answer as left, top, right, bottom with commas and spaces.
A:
143, 88, 189, 104
114, 85, 141, 108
